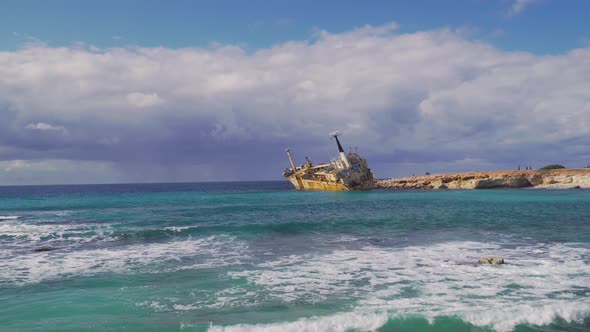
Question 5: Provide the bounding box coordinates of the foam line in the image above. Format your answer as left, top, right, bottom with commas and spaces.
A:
208, 311, 389, 332
0, 216, 21, 220
0, 235, 248, 285
227, 240, 590, 331
0, 221, 113, 248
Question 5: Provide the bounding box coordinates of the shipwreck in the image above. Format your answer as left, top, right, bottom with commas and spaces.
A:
283, 132, 374, 191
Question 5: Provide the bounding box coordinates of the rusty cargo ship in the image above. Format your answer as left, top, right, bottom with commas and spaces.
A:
283, 132, 374, 191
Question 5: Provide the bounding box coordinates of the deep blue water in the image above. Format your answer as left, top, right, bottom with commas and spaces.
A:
0, 182, 589, 331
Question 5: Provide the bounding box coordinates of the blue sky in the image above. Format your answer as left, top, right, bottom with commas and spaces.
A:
2, 0, 589, 54
0, 1, 589, 184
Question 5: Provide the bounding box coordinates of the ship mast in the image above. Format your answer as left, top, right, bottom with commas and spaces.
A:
285, 148, 297, 172
330, 131, 351, 168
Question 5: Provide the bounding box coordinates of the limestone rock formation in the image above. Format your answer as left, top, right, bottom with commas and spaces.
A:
374, 169, 590, 190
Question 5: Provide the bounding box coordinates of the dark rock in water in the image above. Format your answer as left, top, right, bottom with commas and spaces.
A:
33, 246, 58, 252
0, 216, 21, 221
478, 257, 504, 265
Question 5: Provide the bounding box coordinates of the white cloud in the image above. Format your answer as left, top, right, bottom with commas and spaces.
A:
126, 92, 164, 108
508, 0, 538, 16
1, 159, 31, 172
0, 23, 589, 183
25, 122, 68, 134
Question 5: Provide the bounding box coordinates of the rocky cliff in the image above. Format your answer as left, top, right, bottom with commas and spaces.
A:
374, 169, 590, 190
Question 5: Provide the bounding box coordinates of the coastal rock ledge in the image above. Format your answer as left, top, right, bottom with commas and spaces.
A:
374, 169, 590, 190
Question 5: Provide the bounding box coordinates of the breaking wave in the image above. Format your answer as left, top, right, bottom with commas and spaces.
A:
0, 235, 249, 286
207, 307, 590, 332
0, 220, 115, 254
208, 311, 389, 332
0, 215, 21, 220
221, 240, 590, 332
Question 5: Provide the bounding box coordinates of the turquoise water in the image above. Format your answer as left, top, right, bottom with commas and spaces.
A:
0, 182, 589, 332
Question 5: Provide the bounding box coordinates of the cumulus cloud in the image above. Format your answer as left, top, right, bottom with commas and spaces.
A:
0, 23, 589, 183
508, 0, 538, 16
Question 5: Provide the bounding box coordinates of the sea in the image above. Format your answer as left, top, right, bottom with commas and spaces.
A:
0, 182, 589, 332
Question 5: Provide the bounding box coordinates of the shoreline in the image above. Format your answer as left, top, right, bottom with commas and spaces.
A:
374, 168, 590, 190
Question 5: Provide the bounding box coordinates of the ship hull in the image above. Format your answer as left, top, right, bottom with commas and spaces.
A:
287, 175, 373, 191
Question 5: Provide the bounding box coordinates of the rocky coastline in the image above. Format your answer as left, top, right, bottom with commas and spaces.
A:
374, 169, 590, 190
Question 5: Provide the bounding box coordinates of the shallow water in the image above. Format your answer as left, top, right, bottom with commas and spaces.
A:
0, 182, 589, 331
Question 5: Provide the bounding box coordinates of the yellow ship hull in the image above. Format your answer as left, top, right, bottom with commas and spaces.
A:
287, 175, 372, 191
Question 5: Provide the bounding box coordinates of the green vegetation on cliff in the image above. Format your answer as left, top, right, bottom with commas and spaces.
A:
539, 164, 566, 171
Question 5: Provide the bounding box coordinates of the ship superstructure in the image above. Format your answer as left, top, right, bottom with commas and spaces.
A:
283, 132, 374, 191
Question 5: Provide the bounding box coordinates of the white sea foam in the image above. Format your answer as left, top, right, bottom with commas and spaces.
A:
0, 235, 248, 285
208, 305, 590, 332
226, 240, 590, 332
460, 302, 590, 331
163, 226, 196, 232
136, 300, 169, 312
136, 286, 261, 314
209, 311, 389, 332
0, 216, 21, 220
0, 220, 114, 247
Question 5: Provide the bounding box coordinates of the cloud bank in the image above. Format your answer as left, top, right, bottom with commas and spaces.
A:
0, 23, 589, 184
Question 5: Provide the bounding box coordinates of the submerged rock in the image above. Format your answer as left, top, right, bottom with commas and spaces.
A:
33, 246, 58, 252
478, 257, 504, 265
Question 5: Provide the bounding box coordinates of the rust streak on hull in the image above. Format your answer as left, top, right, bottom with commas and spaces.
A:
288, 176, 350, 191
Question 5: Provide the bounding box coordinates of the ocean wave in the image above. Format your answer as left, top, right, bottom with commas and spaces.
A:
163, 226, 196, 232
0, 217, 205, 252
112, 225, 201, 241
208, 311, 389, 332
136, 286, 262, 315
228, 240, 590, 331
0, 221, 114, 248
0, 216, 21, 220
0, 235, 249, 286
208, 308, 590, 332
460, 303, 590, 331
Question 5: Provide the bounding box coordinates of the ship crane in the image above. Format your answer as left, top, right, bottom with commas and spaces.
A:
330, 131, 351, 168
285, 148, 297, 172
